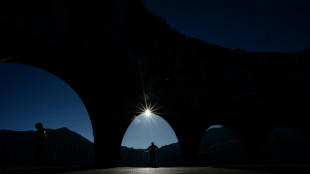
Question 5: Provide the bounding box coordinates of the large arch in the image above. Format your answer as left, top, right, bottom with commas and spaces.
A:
263, 127, 310, 164
0, 63, 94, 167
0, 17, 144, 166
198, 125, 247, 165
120, 113, 180, 167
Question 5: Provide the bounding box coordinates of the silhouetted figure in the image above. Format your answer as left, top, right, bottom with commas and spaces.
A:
146, 142, 158, 167
35, 122, 47, 166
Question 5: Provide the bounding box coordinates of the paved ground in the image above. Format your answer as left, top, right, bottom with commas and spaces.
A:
1, 166, 309, 174
66, 167, 269, 174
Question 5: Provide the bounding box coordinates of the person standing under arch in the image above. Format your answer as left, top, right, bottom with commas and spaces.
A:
146, 142, 158, 167
35, 122, 47, 166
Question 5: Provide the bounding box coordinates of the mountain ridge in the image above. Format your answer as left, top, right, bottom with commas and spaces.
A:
0, 127, 91, 143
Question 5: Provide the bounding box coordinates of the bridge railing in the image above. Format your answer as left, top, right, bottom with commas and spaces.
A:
0, 139, 94, 168
1, 140, 182, 168
120, 150, 182, 167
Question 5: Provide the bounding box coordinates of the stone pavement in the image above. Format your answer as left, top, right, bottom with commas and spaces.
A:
1, 166, 309, 174
65, 167, 273, 174
64, 166, 308, 174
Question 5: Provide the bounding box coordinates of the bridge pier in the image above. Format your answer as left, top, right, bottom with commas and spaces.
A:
237, 124, 272, 165
173, 120, 205, 166
93, 136, 121, 168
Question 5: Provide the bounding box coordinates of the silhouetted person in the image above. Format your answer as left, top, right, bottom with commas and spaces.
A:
35, 122, 47, 166
146, 142, 158, 167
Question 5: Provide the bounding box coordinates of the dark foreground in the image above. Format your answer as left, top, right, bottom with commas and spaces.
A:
1, 166, 310, 174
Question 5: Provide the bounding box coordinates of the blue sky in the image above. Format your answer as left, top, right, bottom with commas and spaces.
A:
121, 113, 178, 149
141, 0, 310, 53
0, 63, 94, 142
0, 63, 181, 147
0, 63, 219, 148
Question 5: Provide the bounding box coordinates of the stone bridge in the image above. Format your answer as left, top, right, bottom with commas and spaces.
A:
1, 0, 310, 168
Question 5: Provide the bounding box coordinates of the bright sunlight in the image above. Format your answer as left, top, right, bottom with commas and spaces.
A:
144, 109, 152, 117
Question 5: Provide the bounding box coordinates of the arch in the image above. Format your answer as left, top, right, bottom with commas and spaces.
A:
120, 113, 180, 167
0, 63, 94, 167
263, 127, 310, 164
199, 124, 247, 165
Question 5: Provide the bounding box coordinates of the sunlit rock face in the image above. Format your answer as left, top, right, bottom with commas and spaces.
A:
1, 0, 310, 167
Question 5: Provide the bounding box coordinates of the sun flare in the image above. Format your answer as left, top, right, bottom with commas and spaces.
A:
144, 109, 152, 117
135, 94, 161, 119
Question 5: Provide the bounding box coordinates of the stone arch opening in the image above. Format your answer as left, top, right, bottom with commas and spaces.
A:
120, 113, 181, 167
198, 124, 247, 165
0, 63, 94, 167
263, 127, 310, 164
